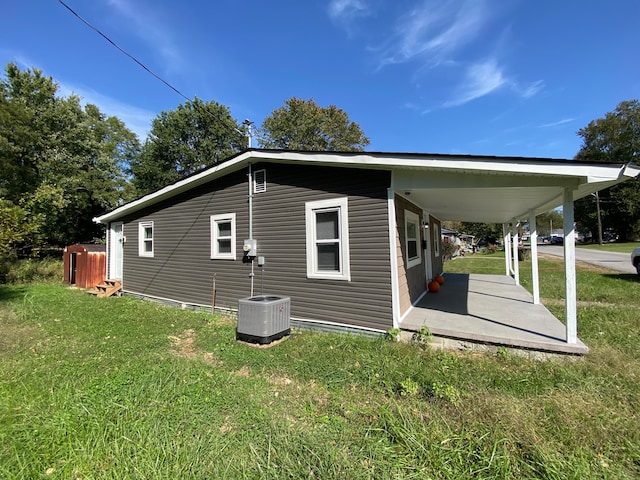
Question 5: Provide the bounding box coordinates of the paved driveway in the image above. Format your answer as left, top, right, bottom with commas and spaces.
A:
537, 245, 636, 274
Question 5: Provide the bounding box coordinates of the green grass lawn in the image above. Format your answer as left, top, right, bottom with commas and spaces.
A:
2, 259, 640, 479
577, 241, 640, 253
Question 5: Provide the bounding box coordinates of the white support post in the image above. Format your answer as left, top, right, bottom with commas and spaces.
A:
529, 209, 540, 304
563, 188, 577, 344
512, 220, 520, 286
503, 223, 512, 277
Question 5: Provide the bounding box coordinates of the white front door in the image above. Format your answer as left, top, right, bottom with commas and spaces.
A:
109, 222, 124, 280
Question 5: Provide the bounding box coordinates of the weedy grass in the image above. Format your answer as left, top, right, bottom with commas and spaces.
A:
577, 241, 640, 253
1, 255, 640, 478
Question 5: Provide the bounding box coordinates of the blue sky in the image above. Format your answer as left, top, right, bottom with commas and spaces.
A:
2, 0, 639, 158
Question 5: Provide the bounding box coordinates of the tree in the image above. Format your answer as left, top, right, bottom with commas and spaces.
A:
0, 63, 139, 253
258, 97, 369, 151
574, 99, 640, 240
130, 98, 246, 195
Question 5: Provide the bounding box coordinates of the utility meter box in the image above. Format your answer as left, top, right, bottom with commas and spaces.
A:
243, 239, 257, 257
237, 295, 290, 344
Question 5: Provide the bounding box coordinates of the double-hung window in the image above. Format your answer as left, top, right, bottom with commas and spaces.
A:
305, 198, 350, 281
211, 213, 236, 259
405, 210, 421, 268
138, 221, 154, 257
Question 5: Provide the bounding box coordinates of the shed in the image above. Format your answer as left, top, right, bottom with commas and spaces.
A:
63, 244, 106, 289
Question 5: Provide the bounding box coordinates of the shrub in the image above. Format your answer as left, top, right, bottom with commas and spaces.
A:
1, 257, 63, 284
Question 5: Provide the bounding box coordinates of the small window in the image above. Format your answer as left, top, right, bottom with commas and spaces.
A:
211, 213, 236, 259
433, 223, 440, 258
138, 221, 154, 257
254, 169, 266, 193
305, 198, 350, 281
405, 210, 421, 268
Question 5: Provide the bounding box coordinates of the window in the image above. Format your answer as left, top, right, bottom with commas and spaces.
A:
138, 221, 154, 257
254, 169, 266, 193
405, 210, 421, 268
305, 198, 350, 280
433, 223, 440, 258
211, 213, 236, 259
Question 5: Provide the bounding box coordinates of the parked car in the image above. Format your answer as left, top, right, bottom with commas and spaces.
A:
632, 247, 640, 276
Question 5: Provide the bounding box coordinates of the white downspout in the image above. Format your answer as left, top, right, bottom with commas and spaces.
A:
248, 162, 254, 297
563, 188, 577, 344
529, 209, 540, 304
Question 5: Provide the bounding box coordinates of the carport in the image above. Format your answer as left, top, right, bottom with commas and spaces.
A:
390, 156, 640, 352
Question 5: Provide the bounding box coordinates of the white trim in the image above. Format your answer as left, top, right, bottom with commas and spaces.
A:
563, 188, 577, 344
399, 289, 428, 323
305, 197, 351, 281
404, 209, 422, 269
94, 150, 638, 226
290, 316, 386, 334
529, 209, 540, 304
432, 222, 440, 258
253, 169, 267, 193
109, 221, 124, 280
210, 213, 236, 260
138, 221, 154, 257
388, 188, 401, 329
512, 220, 520, 286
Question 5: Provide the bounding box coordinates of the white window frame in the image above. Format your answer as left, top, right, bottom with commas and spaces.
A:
138, 221, 154, 257
254, 169, 267, 193
405, 210, 422, 268
210, 213, 236, 260
433, 223, 441, 258
305, 197, 350, 281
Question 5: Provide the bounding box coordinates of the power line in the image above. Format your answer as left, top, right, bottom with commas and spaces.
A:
57, 0, 191, 103
57, 0, 253, 147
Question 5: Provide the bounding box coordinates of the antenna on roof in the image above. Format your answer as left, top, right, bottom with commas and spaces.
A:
242, 119, 254, 148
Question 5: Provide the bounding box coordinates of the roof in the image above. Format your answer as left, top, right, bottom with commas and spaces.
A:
94, 148, 640, 225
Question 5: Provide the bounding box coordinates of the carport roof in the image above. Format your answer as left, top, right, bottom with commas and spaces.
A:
94, 149, 640, 224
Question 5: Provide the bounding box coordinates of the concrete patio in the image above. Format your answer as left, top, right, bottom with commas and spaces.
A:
400, 273, 589, 355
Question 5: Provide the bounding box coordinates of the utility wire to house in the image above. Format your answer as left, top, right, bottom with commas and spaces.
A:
57, 0, 252, 146
57, 0, 191, 103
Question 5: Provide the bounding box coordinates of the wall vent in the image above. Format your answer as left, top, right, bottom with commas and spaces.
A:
254, 169, 266, 193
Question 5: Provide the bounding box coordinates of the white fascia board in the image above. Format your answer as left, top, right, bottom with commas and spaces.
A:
93, 151, 255, 224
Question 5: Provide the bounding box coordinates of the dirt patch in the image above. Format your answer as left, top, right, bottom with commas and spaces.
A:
168, 329, 221, 366
0, 321, 41, 355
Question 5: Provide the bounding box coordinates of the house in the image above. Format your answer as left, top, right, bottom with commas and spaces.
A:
94, 149, 639, 346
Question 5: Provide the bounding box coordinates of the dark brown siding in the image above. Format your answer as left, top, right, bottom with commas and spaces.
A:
395, 195, 426, 314
119, 163, 393, 331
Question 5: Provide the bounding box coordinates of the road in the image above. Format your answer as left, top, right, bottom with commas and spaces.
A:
537, 245, 636, 274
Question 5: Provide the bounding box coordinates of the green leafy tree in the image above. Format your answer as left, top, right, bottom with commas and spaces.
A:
459, 222, 503, 244
258, 97, 370, 151
574, 99, 640, 240
130, 98, 246, 195
535, 210, 564, 236
0, 63, 139, 253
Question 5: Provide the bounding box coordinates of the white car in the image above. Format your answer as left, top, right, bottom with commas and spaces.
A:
632, 247, 640, 275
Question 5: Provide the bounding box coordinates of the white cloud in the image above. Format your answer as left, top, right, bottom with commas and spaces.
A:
328, 0, 369, 20
106, 0, 184, 72
537, 118, 574, 128
443, 58, 506, 107
377, 0, 487, 67
512, 79, 544, 99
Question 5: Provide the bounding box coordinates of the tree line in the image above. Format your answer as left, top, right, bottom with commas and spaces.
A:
0, 63, 368, 257
1, 61, 638, 260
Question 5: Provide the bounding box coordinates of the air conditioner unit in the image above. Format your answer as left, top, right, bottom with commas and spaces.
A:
237, 295, 290, 344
